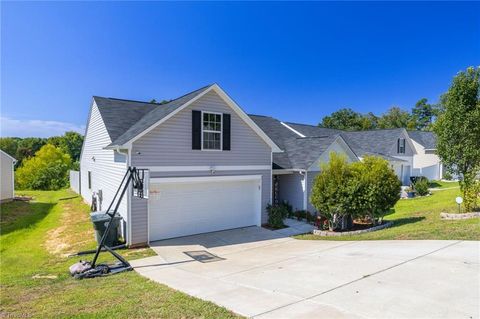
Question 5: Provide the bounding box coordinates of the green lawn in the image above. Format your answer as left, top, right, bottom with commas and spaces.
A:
0, 190, 241, 319
297, 182, 480, 241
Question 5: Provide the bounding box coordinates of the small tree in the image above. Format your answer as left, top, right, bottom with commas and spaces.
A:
311, 154, 400, 230
349, 156, 401, 225
310, 153, 353, 230
434, 67, 480, 211
16, 144, 72, 190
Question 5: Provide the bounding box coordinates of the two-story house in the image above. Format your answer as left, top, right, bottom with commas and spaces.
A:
79, 84, 442, 246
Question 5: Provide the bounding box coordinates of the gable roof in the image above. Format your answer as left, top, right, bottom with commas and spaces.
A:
94, 96, 157, 143
95, 85, 212, 147
408, 131, 436, 149
249, 116, 359, 169
281, 122, 409, 162
283, 135, 342, 170
92, 84, 281, 152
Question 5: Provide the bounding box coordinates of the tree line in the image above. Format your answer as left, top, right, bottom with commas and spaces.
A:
0, 131, 83, 169
0, 131, 84, 190
319, 98, 437, 131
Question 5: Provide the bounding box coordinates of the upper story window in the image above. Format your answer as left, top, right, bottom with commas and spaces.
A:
397, 138, 406, 154
202, 112, 222, 150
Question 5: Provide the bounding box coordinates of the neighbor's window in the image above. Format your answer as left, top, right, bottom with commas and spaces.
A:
202, 112, 222, 150
88, 171, 92, 189
397, 138, 406, 154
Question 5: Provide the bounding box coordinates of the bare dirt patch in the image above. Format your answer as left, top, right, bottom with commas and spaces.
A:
44, 202, 93, 257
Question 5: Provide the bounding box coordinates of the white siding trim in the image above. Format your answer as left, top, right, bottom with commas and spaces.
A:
142, 165, 271, 172
150, 174, 262, 184
280, 122, 306, 138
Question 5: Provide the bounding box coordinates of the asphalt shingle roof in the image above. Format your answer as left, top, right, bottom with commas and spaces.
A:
284, 122, 341, 137
283, 123, 408, 163
94, 97, 155, 143
248, 115, 299, 169
283, 135, 339, 170
93, 85, 213, 147
408, 131, 437, 149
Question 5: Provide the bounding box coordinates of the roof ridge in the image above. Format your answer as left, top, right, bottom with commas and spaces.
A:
295, 135, 332, 139
94, 96, 159, 105
345, 128, 405, 133
93, 84, 214, 107
248, 113, 275, 118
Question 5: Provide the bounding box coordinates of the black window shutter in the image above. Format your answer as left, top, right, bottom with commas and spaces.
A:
223, 113, 231, 151
192, 110, 201, 150
397, 139, 400, 153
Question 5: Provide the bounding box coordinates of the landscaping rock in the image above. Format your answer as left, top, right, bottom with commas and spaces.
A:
313, 221, 393, 236
440, 212, 480, 220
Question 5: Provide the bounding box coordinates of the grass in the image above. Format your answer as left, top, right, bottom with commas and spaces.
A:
0, 190, 241, 318
297, 182, 480, 241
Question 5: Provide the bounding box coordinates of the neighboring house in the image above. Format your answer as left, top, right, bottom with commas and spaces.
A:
0, 150, 16, 202
79, 84, 281, 246
249, 115, 358, 212
279, 123, 423, 186
408, 131, 443, 180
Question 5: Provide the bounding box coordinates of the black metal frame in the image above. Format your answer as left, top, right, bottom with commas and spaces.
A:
90, 167, 147, 269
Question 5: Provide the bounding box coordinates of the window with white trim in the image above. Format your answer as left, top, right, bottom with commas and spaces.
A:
202, 112, 222, 150
397, 138, 406, 154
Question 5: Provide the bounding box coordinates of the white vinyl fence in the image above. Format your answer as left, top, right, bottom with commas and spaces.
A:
70, 170, 80, 194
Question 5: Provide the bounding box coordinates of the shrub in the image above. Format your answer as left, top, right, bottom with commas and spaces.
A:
310, 153, 353, 230
443, 171, 452, 180
414, 178, 429, 196
280, 200, 293, 218
15, 144, 72, 190
305, 211, 315, 223
348, 156, 401, 225
311, 153, 401, 230
266, 204, 285, 229
294, 210, 307, 221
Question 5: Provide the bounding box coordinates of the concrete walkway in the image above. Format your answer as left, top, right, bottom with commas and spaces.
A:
131, 227, 479, 319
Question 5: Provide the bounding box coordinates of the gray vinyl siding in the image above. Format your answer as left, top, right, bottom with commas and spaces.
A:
277, 173, 304, 211
0, 152, 14, 201
306, 171, 320, 213
129, 169, 271, 245
79, 102, 128, 232
128, 91, 273, 245
131, 196, 148, 245
131, 91, 271, 166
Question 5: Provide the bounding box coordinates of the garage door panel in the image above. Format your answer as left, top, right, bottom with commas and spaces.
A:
149, 177, 261, 241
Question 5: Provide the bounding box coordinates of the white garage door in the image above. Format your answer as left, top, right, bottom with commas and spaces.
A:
149, 175, 262, 241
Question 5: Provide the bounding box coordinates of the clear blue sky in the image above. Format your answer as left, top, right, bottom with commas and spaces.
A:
1, 1, 479, 137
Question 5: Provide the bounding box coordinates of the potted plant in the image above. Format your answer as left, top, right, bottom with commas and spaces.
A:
405, 186, 416, 198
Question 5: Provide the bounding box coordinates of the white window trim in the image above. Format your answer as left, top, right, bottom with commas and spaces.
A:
201, 111, 223, 151
398, 138, 406, 154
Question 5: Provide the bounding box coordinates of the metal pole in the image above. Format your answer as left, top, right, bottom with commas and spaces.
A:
91, 167, 135, 267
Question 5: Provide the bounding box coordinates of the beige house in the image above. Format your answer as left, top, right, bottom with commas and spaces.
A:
1, 150, 16, 202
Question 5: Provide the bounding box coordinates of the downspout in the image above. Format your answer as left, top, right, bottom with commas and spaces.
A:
299, 169, 307, 210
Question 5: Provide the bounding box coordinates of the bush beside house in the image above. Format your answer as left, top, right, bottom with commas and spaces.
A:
310, 153, 401, 231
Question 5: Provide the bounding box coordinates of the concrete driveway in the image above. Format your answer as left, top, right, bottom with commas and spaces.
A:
131, 227, 479, 318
